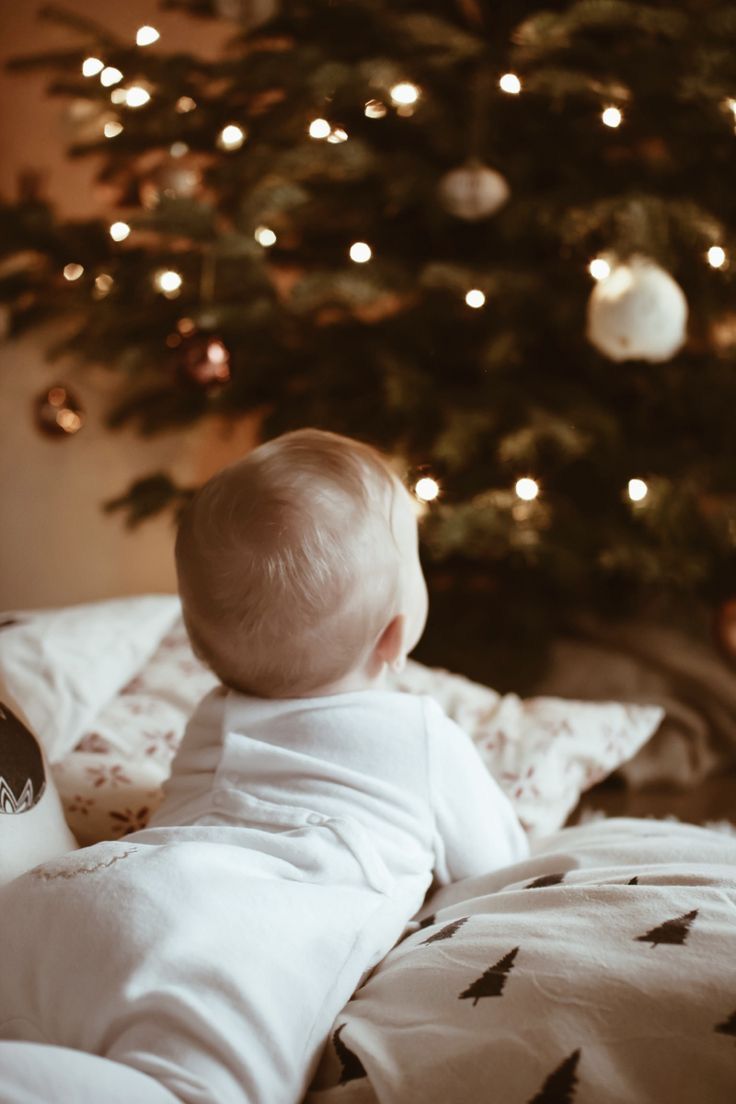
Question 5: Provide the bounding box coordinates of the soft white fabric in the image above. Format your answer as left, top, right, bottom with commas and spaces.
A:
0, 596, 180, 763
0, 1043, 180, 1104
307, 817, 736, 1104
0, 686, 528, 1104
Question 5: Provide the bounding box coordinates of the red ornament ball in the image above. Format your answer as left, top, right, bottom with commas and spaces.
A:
34, 383, 85, 437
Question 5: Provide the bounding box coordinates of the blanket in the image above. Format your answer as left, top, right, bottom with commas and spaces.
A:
307, 817, 736, 1104
533, 615, 736, 788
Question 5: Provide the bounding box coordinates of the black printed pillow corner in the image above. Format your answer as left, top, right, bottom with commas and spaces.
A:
0, 701, 46, 814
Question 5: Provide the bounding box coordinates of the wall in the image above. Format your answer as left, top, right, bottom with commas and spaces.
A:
0, 0, 257, 610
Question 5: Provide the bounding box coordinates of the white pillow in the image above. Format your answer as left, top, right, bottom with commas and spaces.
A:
0, 596, 181, 763
391, 662, 663, 837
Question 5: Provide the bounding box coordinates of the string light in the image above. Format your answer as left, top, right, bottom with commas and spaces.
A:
628, 478, 648, 502
93, 273, 114, 298
308, 118, 331, 139
170, 141, 189, 158
177, 318, 196, 335
217, 124, 246, 150
601, 106, 623, 128
390, 82, 420, 106
707, 245, 727, 269
63, 263, 84, 281
364, 100, 387, 119
103, 120, 123, 138
254, 226, 277, 247
465, 289, 486, 308
414, 476, 440, 503
499, 73, 522, 94
100, 66, 123, 87
349, 242, 372, 263
588, 257, 611, 281
109, 221, 130, 242
515, 477, 539, 501
154, 269, 183, 297
110, 89, 127, 104
124, 86, 151, 108
205, 340, 230, 380
82, 57, 104, 77
176, 96, 197, 113
136, 26, 160, 46
327, 127, 348, 144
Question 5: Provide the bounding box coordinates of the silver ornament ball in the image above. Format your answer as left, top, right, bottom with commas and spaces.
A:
438, 160, 510, 220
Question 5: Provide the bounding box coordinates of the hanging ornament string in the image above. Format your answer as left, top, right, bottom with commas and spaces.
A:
438, 64, 510, 220
468, 63, 493, 163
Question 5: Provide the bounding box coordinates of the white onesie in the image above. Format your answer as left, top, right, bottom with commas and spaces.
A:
0, 686, 528, 1104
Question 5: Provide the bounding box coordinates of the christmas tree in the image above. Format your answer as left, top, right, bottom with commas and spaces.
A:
5, 0, 736, 687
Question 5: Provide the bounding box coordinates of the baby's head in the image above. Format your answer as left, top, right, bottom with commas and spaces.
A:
175, 428, 428, 698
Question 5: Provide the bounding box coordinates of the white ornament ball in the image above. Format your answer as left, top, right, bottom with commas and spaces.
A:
586, 255, 688, 362
438, 160, 510, 220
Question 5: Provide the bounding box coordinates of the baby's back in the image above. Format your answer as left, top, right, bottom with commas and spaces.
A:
0, 688, 439, 1104
145, 685, 440, 900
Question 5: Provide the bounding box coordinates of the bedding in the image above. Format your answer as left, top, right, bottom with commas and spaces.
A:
534, 616, 736, 788
306, 817, 736, 1104
0, 597, 732, 1104
0, 597, 663, 845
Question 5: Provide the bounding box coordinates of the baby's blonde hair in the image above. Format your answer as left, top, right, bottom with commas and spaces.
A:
175, 428, 403, 698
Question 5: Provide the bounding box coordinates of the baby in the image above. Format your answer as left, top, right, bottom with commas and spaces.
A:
0, 429, 528, 1104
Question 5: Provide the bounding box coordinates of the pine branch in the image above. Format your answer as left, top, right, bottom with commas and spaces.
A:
37, 3, 124, 46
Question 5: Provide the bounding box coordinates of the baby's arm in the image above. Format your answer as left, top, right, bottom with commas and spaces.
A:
423, 696, 529, 886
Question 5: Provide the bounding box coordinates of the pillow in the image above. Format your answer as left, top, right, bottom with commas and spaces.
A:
1, 596, 663, 843
0, 701, 78, 886
390, 662, 663, 837
0, 596, 181, 763
53, 619, 219, 846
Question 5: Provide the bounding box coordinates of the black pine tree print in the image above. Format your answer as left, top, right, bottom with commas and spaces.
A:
417, 913, 436, 930
525, 873, 565, 889
333, 1025, 367, 1084
635, 909, 698, 947
421, 916, 469, 945
459, 947, 519, 1005
628, 876, 639, 885
528, 1050, 581, 1104
715, 1009, 736, 1040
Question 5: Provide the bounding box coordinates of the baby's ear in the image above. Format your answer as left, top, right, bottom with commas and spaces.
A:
373, 613, 407, 672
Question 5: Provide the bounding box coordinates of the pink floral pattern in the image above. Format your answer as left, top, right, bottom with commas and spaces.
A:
54, 618, 218, 845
